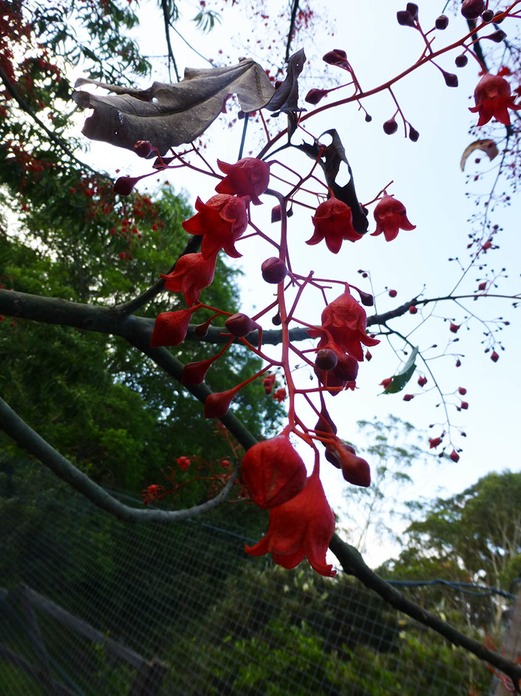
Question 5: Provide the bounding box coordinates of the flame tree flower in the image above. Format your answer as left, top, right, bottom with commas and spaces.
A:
469, 73, 521, 127
215, 157, 270, 204
308, 287, 379, 362
182, 194, 249, 259
306, 197, 362, 254
161, 253, 216, 306
371, 195, 415, 242
245, 467, 336, 577
241, 434, 307, 509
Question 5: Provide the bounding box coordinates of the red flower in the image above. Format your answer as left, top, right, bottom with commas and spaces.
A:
241, 434, 307, 509
161, 253, 216, 306
371, 195, 416, 242
245, 470, 336, 577
306, 198, 362, 254
151, 307, 199, 347
273, 387, 287, 402
215, 157, 270, 205
182, 194, 248, 259
429, 437, 443, 449
309, 288, 379, 362
176, 456, 191, 471
469, 73, 521, 126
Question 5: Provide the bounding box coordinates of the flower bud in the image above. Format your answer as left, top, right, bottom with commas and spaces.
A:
134, 140, 155, 158
408, 125, 420, 142
435, 14, 449, 29
481, 9, 494, 22
383, 118, 398, 135
225, 313, 258, 337
461, 0, 485, 19
397, 10, 416, 27
315, 348, 339, 371
305, 88, 329, 105
113, 176, 140, 196
442, 71, 459, 88
455, 54, 468, 68
204, 389, 237, 418
261, 257, 287, 284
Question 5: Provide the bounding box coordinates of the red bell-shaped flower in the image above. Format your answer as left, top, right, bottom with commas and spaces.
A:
161, 253, 216, 306
307, 198, 362, 254
371, 195, 415, 242
309, 288, 379, 362
182, 194, 248, 259
241, 434, 308, 509
215, 157, 270, 205
245, 468, 336, 577
469, 73, 521, 127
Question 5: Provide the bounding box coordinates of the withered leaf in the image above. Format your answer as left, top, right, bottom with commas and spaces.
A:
460, 139, 499, 171
297, 129, 368, 234
73, 59, 275, 154
265, 49, 306, 115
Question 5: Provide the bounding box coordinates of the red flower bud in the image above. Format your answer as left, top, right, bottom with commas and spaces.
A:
450, 450, 460, 463
490, 350, 499, 362
261, 257, 287, 284
458, 386, 467, 395
403, 393, 414, 401
429, 436, 443, 449
388, 289, 398, 298
315, 348, 339, 371
305, 88, 329, 105
176, 456, 191, 471
241, 435, 307, 509
151, 308, 199, 347
114, 176, 140, 195
204, 389, 237, 418
383, 118, 398, 135
418, 375, 427, 387
449, 323, 460, 333
225, 313, 259, 337
435, 14, 449, 29
461, 0, 485, 19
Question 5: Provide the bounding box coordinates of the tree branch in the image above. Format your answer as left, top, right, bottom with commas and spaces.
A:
329, 533, 521, 692
0, 396, 237, 523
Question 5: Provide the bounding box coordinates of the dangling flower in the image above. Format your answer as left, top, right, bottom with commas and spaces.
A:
182, 194, 248, 259
215, 157, 270, 205
241, 434, 307, 509
161, 253, 216, 306
306, 197, 363, 254
324, 439, 371, 487
469, 73, 521, 126
314, 340, 359, 395
371, 195, 416, 242
309, 288, 379, 362
245, 468, 336, 577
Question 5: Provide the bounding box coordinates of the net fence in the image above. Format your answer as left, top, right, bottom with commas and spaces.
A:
0, 463, 508, 695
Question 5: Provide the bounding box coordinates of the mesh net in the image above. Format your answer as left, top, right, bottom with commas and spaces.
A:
0, 464, 501, 695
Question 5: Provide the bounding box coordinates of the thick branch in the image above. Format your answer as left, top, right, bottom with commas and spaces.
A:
0, 397, 237, 523
329, 534, 521, 692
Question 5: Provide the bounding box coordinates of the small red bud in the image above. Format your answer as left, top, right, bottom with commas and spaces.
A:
134, 140, 155, 158
449, 323, 460, 333
397, 10, 416, 27
435, 14, 449, 29
315, 348, 339, 371
305, 88, 329, 105
458, 387, 467, 395
388, 289, 397, 298
460, 401, 469, 410
383, 118, 398, 135
450, 450, 460, 463
261, 257, 287, 284
418, 376, 427, 387
114, 176, 140, 195
408, 125, 420, 142
455, 54, 468, 68
490, 350, 499, 362
481, 9, 494, 22
403, 394, 414, 401
478, 281, 487, 291
409, 305, 418, 314
461, 0, 485, 19
225, 313, 258, 337
271, 204, 281, 223
442, 71, 459, 88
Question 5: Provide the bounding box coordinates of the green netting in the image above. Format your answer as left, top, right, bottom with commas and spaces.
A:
0, 464, 499, 695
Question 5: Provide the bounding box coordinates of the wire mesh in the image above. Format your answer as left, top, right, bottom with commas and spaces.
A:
0, 463, 500, 695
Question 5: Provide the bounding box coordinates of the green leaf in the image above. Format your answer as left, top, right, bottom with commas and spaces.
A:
382, 346, 418, 394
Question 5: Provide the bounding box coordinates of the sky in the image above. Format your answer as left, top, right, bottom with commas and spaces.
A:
79, 0, 521, 564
